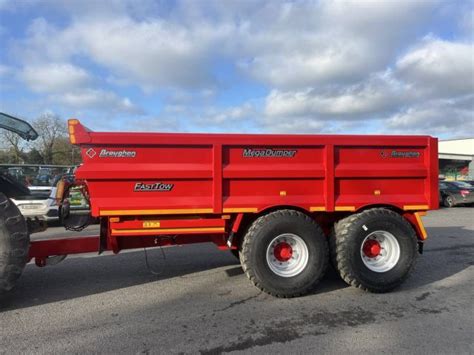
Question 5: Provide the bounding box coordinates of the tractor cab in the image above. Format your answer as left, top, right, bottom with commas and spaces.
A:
0, 112, 38, 141
0, 112, 39, 198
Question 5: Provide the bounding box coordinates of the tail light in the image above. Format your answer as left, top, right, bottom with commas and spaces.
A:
460, 190, 470, 197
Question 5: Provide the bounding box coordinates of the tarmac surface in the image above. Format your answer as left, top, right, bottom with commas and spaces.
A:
1, 207, 473, 354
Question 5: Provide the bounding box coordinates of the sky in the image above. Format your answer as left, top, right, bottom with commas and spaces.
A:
0, 0, 473, 138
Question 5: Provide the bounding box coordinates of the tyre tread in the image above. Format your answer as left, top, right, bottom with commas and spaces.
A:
0, 193, 30, 293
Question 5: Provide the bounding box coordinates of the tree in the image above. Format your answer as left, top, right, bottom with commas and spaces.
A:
0, 130, 28, 163
32, 112, 68, 164
50, 136, 82, 165
0, 148, 18, 164
1, 112, 82, 166
24, 148, 44, 164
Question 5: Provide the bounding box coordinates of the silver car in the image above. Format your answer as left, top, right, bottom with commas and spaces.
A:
11, 186, 59, 221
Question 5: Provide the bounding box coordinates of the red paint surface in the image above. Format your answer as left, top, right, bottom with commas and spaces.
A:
363, 239, 382, 258
274, 242, 293, 262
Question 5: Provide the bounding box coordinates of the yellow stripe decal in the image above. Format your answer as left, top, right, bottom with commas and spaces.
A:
100, 208, 214, 216
222, 208, 258, 213
309, 206, 326, 212
112, 227, 225, 235
403, 205, 429, 211
335, 206, 356, 212
414, 212, 428, 240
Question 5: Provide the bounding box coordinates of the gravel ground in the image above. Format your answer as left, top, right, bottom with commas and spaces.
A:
1, 207, 473, 354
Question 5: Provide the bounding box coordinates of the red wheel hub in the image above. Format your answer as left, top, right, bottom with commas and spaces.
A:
363, 239, 381, 258
274, 242, 293, 262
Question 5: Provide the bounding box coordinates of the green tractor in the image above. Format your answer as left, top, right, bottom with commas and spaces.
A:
0, 112, 42, 293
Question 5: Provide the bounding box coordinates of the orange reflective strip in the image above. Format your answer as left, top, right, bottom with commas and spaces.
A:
111, 227, 225, 235
100, 208, 214, 216
403, 205, 429, 211
309, 206, 326, 212
222, 208, 258, 213
335, 206, 356, 211
414, 212, 428, 240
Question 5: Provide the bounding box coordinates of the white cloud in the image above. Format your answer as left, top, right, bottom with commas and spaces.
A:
239, 40, 372, 89
51, 89, 140, 114
396, 38, 474, 98
264, 72, 409, 119
15, 16, 230, 91
237, 1, 437, 88
16, 61, 140, 114
386, 96, 474, 137
10, 20, 142, 114
14, 18, 78, 64
20, 63, 91, 93
201, 102, 255, 124
158, 101, 258, 132
75, 18, 230, 90
261, 36, 473, 134
14, 1, 439, 92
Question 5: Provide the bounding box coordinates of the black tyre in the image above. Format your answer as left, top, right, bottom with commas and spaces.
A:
240, 209, 328, 298
0, 193, 30, 293
443, 195, 455, 208
332, 208, 417, 293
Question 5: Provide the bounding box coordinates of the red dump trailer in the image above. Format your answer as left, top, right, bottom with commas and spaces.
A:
3, 119, 438, 297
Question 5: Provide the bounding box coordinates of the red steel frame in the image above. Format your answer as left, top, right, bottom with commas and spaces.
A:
28, 119, 438, 264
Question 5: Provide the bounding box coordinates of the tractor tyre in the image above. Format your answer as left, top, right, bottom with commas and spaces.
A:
332, 208, 417, 293
240, 209, 328, 298
0, 193, 30, 293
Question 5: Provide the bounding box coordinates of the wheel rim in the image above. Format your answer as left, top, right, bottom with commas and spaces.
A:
446, 197, 453, 206
266, 233, 309, 277
360, 231, 400, 273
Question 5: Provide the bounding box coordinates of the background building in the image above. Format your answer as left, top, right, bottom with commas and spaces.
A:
439, 138, 474, 180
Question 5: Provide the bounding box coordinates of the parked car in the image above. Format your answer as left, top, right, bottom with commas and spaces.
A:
463, 180, 474, 188
8, 167, 79, 222
11, 185, 59, 221
439, 181, 474, 207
